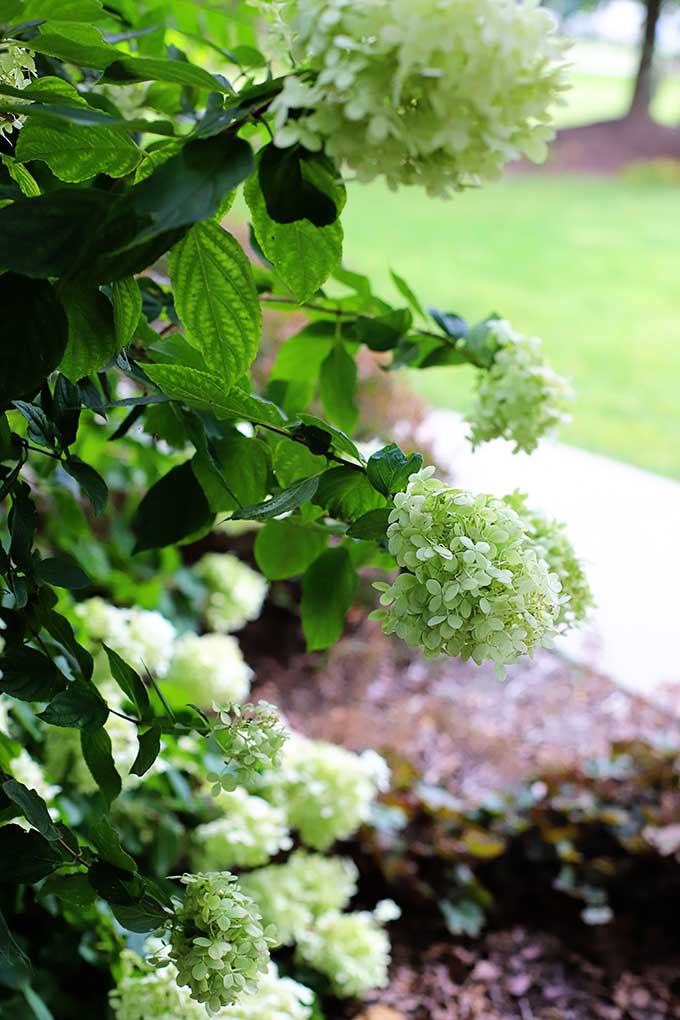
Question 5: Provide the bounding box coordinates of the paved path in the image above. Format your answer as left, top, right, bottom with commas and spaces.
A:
418, 411, 680, 701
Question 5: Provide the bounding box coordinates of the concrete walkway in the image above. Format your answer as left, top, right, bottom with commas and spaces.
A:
418, 411, 680, 701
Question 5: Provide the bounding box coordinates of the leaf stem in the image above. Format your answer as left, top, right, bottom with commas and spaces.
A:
255, 420, 364, 472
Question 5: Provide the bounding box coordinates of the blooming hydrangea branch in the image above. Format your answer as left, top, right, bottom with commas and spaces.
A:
208, 701, 288, 794
0, 43, 36, 139
371, 467, 565, 671
263, 0, 568, 196
466, 319, 573, 454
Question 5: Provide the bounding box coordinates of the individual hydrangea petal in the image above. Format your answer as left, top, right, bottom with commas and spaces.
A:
466, 319, 573, 454
294, 909, 393, 998
191, 789, 292, 870
239, 849, 359, 945
262, 0, 568, 196
194, 554, 268, 634
76, 598, 177, 677
165, 632, 253, 708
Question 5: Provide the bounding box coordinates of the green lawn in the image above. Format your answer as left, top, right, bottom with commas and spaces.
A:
340, 175, 680, 478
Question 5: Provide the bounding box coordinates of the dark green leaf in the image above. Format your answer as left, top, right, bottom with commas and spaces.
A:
35, 557, 92, 590
254, 519, 327, 580
16, 117, 140, 183
366, 443, 424, 497
103, 645, 150, 722
85, 811, 135, 871
232, 474, 321, 521
9, 495, 36, 570
0, 826, 62, 884
58, 278, 118, 381
130, 726, 161, 777
101, 55, 228, 93
38, 608, 93, 682
132, 460, 213, 553
112, 276, 142, 348
0, 646, 66, 702
80, 727, 121, 805
0, 275, 68, 409
110, 897, 169, 933
348, 309, 413, 352
301, 548, 359, 652
52, 375, 80, 448
88, 861, 142, 905
1, 780, 59, 840
295, 413, 364, 463
319, 343, 358, 434
12, 402, 55, 449
258, 144, 339, 227
39, 683, 109, 731
347, 508, 391, 540
40, 873, 96, 907
63, 457, 109, 516
0, 906, 30, 987
314, 467, 387, 521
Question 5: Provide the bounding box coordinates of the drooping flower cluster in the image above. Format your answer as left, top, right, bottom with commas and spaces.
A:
467, 320, 573, 454
240, 850, 359, 945
262, 733, 390, 850
76, 597, 177, 676
165, 632, 253, 708
169, 872, 275, 1014
192, 789, 292, 870
208, 701, 288, 794
194, 554, 268, 633
295, 907, 396, 998
0, 43, 36, 138
264, 0, 567, 196
372, 467, 564, 670
506, 491, 593, 629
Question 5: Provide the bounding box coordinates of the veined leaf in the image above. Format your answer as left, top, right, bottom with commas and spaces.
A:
112, 276, 142, 347
145, 364, 285, 425
58, 278, 118, 381
16, 118, 140, 183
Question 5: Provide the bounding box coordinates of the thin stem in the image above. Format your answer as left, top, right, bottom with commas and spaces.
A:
25, 444, 63, 462
57, 837, 90, 869
109, 706, 143, 726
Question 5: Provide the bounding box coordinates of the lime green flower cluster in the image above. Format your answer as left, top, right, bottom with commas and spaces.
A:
265, 0, 567, 196
192, 790, 292, 870
76, 597, 177, 676
506, 491, 593, 629
165, 633, 253, 708
0, 43, 35, 138
169, 872, 275, 1014
239, 850, 359, 945
371, 468, 564, 671
209, 702, 288, 794
295, 906, 396, 998
217, 962, 314, 1020
262, 734, 390, 850
194, 554, 268, 634
467, 320, 573, 454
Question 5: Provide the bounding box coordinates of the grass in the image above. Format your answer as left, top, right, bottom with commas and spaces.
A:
341, 174, 680, 478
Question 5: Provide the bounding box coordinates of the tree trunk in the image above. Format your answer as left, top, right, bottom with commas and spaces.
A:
628, 0, 664, 119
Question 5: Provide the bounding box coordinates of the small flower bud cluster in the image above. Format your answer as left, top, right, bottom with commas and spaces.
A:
0, 43, 36, 138
208, 702, 288, 795
239, 850, 359, 946
506, 491, 593, 630
194, 554, 268, 634
192, 789, 292, 871
169, 872, 275, 1014
264, 0, 567, 196
371, 468, 564, 671
76, 597, 177, 676
295, 907, 395, 999
165, 633, 252, 708
263, 734, 390, 850
467, 320, 573, 454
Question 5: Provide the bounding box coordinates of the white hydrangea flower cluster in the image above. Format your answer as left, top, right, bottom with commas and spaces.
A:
0, 43, 36, 138
371, 467, 564, 671
239, 849, 358, 945
8, 748, 59, 808
467, 320, 573, 454
295, 907, 394, 998
165, 633, 253, 708
264, 0, 567, 196
506, 491, 593, 629
218, 962, 314, 1020
194, 554, 268, 634
169, 872, 275, 1014
192, 789, 292, 870
262, 733, 390, 850
209, 702, 288, 794
76, 597, 177, 676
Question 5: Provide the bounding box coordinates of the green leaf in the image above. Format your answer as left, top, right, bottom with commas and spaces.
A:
101, 55, 229, 93
258, 144, 339, 227
110, 897, 169, 933
1, 155, 40, 197
40, 873, 96, 907
272, 436, 326, 487
39, 684, 109, 731
270, 323, 335, 384
255, 519, 327, 580
300, 548, 359, 651
132, 460, 213, 553
390, 269, 425, 318
112, 276, 142, 348
12, 401, 55, 449
366, 443, 424, 497
88, 862, 142, 905
347, 508, 391, 540
0, 646, 66, 702
144, 364, 285, 425
103, 645, 150, 722
192, 432, 270, 514
58, 278, 118, 381
0, 826, 62, 884
35, 556, 92, 590
232, 474, 322, 521
295, 413, 364, 463
85, 811, 135, 871
27, 23, 118, 69
314, 467, 387, 521
38, 607, 93, 682
16, 118, 140, 183
9, 494, 36, 570
1, 780, 60, 840
130, 726, 161, 777
63, 457, 109, 517
0, 905, 29, 986
0, 274, 68, 409
23, 0, 104, 20
80, 727, 122, 805
245, 174, 343, 302
348, 309, 413, 352
169, 221, 261, 387
319, 343, 358, 434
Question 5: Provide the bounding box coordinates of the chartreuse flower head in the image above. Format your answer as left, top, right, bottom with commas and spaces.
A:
467, 319, 573, 453
165, 632, 253, 708
217, 962, 314, 1020
169, 872, 275, 1014
240, 849, 359, 945
265, 0, 568, 196
192, 789, 292, 870
110, 955, 206, 1020
371, 468, 564, 671
262, 733, 390, 850
194, 553, 268, 633
208, 701, 288, 794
